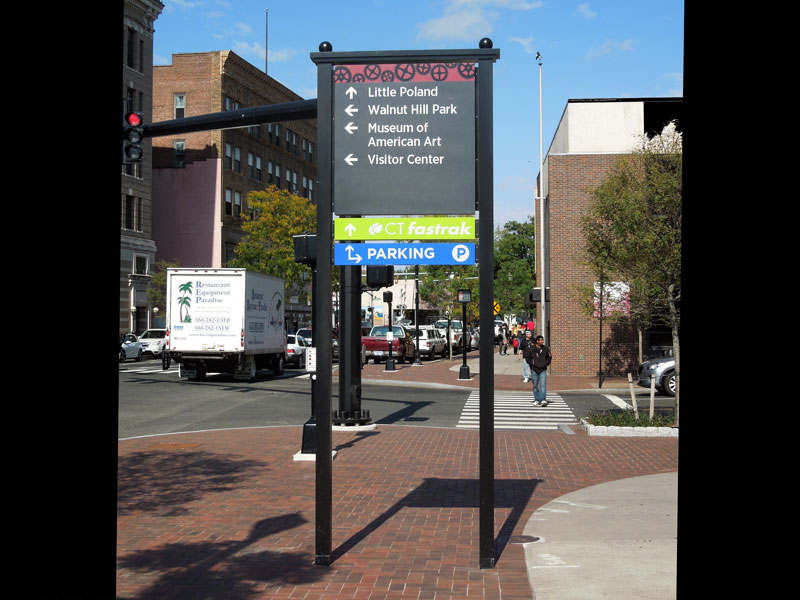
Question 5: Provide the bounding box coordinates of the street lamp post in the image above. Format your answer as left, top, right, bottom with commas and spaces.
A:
536, 51, 547, 347
457, 289, 472, 380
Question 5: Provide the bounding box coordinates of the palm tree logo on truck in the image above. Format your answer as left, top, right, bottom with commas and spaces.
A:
177, 281, 192, 322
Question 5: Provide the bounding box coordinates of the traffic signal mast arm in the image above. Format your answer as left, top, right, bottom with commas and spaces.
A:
141, 98, 318, 138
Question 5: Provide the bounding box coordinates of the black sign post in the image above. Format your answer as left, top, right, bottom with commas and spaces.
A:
311, 40, 499, 569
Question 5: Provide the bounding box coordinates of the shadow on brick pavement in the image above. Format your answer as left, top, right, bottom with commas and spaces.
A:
117, 353, 678, 600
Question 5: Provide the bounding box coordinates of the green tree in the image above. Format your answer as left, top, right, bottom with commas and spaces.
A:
579, 121, 682, 424
493, 217, 537, 318
228, 185, 317, 295
418, 262, 480, 322
146, 259, 180, 314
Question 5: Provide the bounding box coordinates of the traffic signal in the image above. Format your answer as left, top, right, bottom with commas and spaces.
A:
122, 111, 144, 164
366, 266, 394, 288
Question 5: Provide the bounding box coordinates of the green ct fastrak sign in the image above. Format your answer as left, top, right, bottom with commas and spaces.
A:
334, 216, 476, 240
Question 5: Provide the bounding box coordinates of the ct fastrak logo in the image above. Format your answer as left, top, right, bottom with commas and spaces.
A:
368, 223, 383, 235
452, 244, 471, 263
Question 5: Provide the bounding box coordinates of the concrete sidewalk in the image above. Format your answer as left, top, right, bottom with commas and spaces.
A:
351, 348, 634, 393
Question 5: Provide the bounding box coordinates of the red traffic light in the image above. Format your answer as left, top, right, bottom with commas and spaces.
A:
125, 111, 142, 127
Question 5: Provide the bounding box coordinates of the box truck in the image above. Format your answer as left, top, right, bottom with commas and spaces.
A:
165, 268, 286, 381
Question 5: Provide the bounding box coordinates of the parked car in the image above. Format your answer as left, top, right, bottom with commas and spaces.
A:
119, 333, 143, 362
293, 328, 339, 359
361, 325, 416, 364
286, 334, 309, 367
139, 328, 167, 357
414, 326, 447, 359
467, 327, 480, 350
637, 356, 676, 397
434, 319, 463, 353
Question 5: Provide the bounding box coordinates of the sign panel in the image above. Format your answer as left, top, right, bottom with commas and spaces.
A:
333, 62, 476, 215
334, 242, 476, 266
334, 216, 475, 240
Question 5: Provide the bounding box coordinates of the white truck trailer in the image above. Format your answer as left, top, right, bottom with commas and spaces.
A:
165, 268, 286, 381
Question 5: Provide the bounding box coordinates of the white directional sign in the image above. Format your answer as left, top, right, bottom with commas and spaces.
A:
333, 62, 477, 215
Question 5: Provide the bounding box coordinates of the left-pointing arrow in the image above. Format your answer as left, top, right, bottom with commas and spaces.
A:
344, 154, 358, 166
345, 104, 358, 116
345, 122, 358, 134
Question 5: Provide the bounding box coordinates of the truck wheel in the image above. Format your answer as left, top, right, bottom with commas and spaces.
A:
273, 355, 285, 376
189, 369, 206, 381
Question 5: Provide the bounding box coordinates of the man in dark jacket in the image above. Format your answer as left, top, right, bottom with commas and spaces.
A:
523, 335, 551, 406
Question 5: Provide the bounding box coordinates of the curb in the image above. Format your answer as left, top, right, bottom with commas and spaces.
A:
580, 419, 678, 437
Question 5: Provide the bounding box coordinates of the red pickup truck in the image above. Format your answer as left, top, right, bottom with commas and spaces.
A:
361, 325, 416, 364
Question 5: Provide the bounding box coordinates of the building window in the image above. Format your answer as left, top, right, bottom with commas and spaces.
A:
274, 124, 281, 147
174, 94, 185, 119
248, 152, 254, 178
127, 28, 137, 69
256, 156, 263, 182
285, 168, 291, 190
234, 147, 241, 173
268, 161, 274, 184
225, 96, 239, 111
133, 253, 149, 275
174, 140, 185, 168
225, 188, 232, 216
123, 194, 143, 232
234, 191, 242, 217
225, 144, 232, 170
275, 164, 281, 188
308, 179, 313, 201
224, 243, 237, 266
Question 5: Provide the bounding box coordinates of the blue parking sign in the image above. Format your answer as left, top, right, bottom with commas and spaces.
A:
335, 242, 475, 265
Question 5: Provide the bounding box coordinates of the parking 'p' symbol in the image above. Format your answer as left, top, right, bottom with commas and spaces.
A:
452, 244, 471, 263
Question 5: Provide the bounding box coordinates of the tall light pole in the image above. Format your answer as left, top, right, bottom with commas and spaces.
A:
536, 52, 547, 342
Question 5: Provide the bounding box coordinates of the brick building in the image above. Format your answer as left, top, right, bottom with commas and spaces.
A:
536, 98, 682, 377
121, 0, 163, 335
151, 50, 318, 327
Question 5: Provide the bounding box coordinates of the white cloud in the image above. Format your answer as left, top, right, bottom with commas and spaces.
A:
586, 39, 635, 58
663, 72, 683, 96
417, 0, 543, 42
575, 3, 597, 19
233, 41, 300, 65
510, 36, 536, 54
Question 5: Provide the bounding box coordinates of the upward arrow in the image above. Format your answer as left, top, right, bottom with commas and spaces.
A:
344, 223, 356, 236
345, 86, 357, 99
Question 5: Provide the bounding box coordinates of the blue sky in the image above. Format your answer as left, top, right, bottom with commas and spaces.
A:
153, 0, 683, 228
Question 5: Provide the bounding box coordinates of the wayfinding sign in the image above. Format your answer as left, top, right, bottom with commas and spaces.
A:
333, 62, 476, 215
335, 242, 475, 266
334, 216, 475, 240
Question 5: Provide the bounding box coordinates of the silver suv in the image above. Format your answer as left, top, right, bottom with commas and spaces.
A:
637, 356, 676, 397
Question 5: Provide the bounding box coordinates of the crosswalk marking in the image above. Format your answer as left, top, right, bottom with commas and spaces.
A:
457, 391, 578, 430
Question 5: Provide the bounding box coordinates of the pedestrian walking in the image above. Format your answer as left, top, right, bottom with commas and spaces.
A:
523, 335, 552, 406
517, 329, 533, 382
500, 324, 509, 355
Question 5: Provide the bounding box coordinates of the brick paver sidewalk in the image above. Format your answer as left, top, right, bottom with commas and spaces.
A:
117, 425, 678, 599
